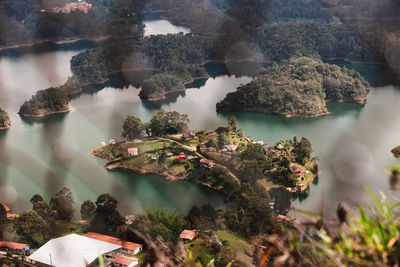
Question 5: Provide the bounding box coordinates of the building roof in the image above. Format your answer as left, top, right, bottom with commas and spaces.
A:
83, 232, 142, 252
0, 241, 29, 250
200, 159, 214, 164
112, 255, 138, 266
128, 147, 138, 152
28, 234, 121, 267
179, 230, 197, 240
225, 144, 238, 151
0, 201, 11, 213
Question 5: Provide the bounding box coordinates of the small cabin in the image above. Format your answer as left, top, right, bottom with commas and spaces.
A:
109, 138, 117, 145
128, 147, 139, 157
112, 255, 139, 267
180, 230, 197, 241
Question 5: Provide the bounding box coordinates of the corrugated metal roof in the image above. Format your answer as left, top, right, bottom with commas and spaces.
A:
28, 234, 121, 267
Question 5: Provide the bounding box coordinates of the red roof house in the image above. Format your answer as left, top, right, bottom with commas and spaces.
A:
83, 232, 142, 255
179, 230, 197, 241
0, 241, 29, 252
112, 255, 139, 267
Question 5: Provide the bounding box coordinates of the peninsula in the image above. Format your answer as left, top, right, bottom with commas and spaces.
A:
91, 111, 319, 195
216, 56, 370, 117
18, 88, 71, 117
0, 108, 11, 129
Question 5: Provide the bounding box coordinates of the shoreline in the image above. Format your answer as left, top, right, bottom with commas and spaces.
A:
91, 150, 222, 191
19, 108, 72, 118
0, 34, 136, 53
323, 57, 386, 66
141, 75, 211, 101
217, 107, 333, 118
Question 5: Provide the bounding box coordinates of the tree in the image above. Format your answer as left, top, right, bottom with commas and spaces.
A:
217, 133, 229, 150
147, 110, 189, 136
30, 194, 44, 205
33, 201, 54, 226
14, 210, 47, 247
296, 137, 312, 165
122, 115, 144, 140
50, 187, 75, 222
228, 116, 238, 132
91, 194, 124, 234
80, 200, 96, 221
206, 137, 217, 148
0, 203, 7, 223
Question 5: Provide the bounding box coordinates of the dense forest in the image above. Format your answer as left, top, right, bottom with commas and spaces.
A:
0, 108, 10, 129
18, 87, 70, 116
217, 56, 370, 116
0, 0, 145, 47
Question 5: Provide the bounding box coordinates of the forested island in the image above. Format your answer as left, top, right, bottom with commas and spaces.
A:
18, 88, 71, 117
216, 56, 370, 117
92, 111, 318, 196
0, 108, 10, 129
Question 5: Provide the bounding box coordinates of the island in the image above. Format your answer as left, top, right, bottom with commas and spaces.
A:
0, 108, 11, 129
91, 111, 319, 196
391, 146, 400, 158
18, 88, 71, 117
216, 56, 370, 117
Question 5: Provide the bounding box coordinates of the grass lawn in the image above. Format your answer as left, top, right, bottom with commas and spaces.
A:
184, 239, 214, 265
215, 230, 254, 254
168, 164, 186, 176
52, 221, 89, 237
136, 141, 170, 153
94, 144, 124, 161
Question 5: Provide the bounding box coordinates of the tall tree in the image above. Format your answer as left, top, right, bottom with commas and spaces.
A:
33, 201, 55, 226
0, 203, 7, 223
228, 116, 238, 132
91, 194, 124, 234
30, 194, 44, 205
217, 133, 229, 150
80, 200, 96, 221
50, 187, 75, 222
122, 115, 144, 140
14, 210, 47, 247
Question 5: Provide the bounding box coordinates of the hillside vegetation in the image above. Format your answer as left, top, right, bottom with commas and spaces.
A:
0, 108, 10, 128
217, 56, 370, 117
19, 88, 70, 116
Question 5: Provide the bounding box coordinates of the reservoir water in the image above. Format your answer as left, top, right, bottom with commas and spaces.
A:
0, 20, 399, 219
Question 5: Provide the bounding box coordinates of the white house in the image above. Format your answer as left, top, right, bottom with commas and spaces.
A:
128, 147, 139, 157
28, 234, 122, 267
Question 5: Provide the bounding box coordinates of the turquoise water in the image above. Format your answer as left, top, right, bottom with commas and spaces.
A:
0, 20, 399, 219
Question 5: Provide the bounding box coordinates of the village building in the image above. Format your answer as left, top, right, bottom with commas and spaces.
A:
290, 164, 305, 180
28, 234, 122, 267
109, 138, 117, 145
265, 146, 274, 153
179, 230, 197, 241
277, 143, 284, 150
183, 130, 197, 140
225, 144, 238, 152
83, 232, 143, 255
200, 159, 215, 169
167, 152, 174, 157
128, 147, 139, 157
112, 255, 139, 267
0, 202, 17, 220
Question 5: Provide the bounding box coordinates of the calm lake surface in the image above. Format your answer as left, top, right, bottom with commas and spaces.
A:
0, 20, 399, 218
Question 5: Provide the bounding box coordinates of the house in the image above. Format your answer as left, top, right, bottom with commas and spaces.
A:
205, 130, 216, 135
225, 144, 238, 152
178, 155, 186, 161
0, 241, 29, 254
109, 138, 117, 145
245, 137, 252, 142
112, 255, 139, 267
167, 152, 174, 157
290, 164, 305, 179
128, 147, 139, 157
200, 159, 214, 169
277, 143, 284, 150
83, 232, 143, 255
28, 234, 122, 267
183, 130, 197, 140
265, 146, 274, 153
256, 141, 264, 145
179, 230, 197, 241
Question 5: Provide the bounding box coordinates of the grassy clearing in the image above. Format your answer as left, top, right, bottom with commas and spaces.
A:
215, 230, 254, 254
184, 238, 214, 265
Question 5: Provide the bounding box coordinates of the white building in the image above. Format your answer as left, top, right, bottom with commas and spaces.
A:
28, 234, 122, 267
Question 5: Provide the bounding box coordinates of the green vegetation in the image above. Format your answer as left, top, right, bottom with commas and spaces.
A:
18, 87, 70, 116
217, 56, 370, 117
122, 115, 144, 140
391, 145, 400, 158
0, 0, 144, 47
0, 107, 10, 128
139, 73, 185, 100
